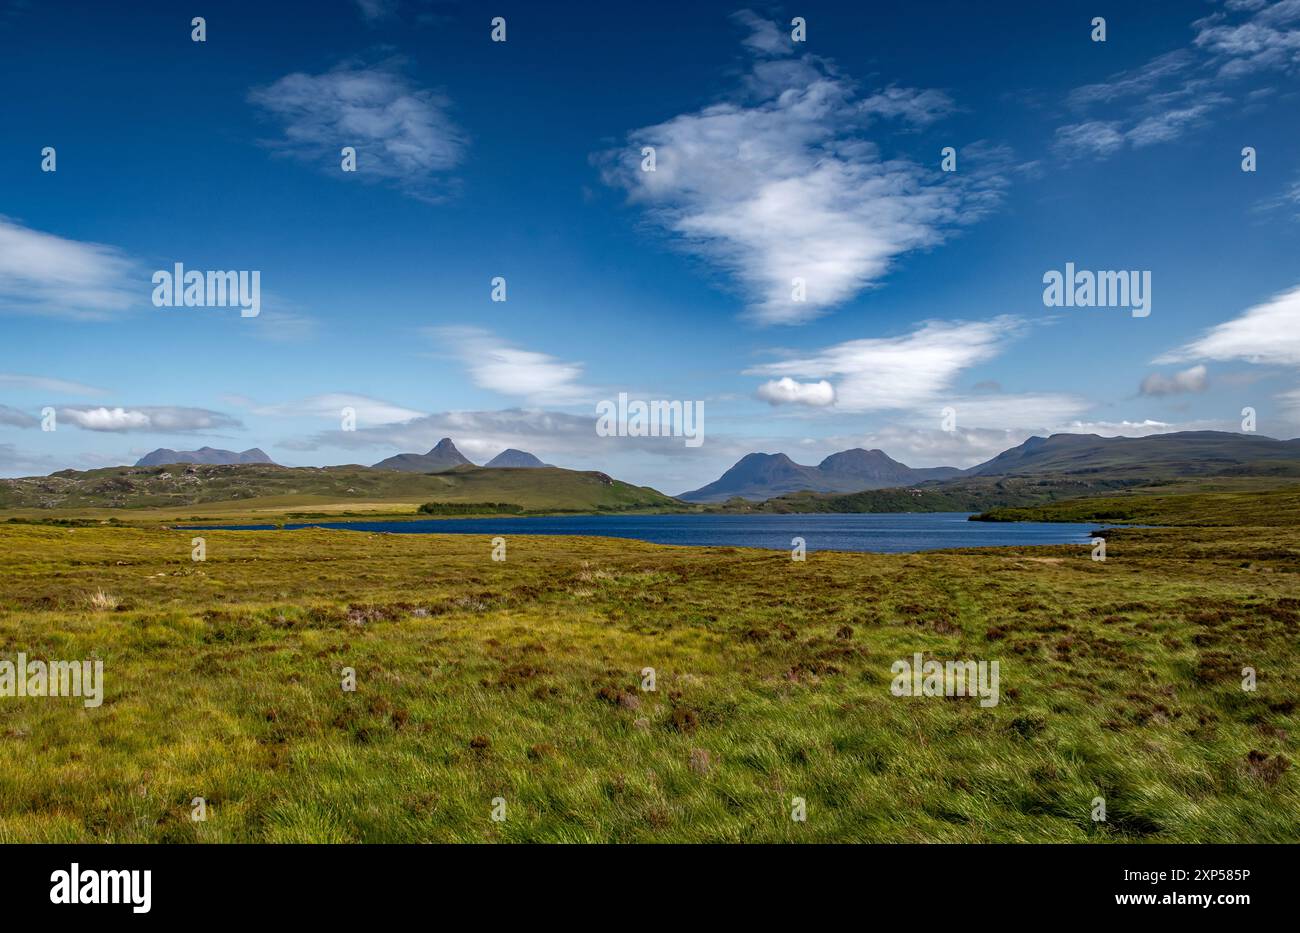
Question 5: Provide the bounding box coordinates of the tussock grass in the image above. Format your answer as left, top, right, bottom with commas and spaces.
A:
0, 514, 1295, 842
87, 589, 119, 612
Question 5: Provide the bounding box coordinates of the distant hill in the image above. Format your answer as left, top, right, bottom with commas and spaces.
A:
135, 447, 273, 467
683, 431, 1300, 503
372, 438, 473, 473
679, 448, 962, 502
969, 431, 1300, 478
0, 462, 680, 514
485, 449, 548, 468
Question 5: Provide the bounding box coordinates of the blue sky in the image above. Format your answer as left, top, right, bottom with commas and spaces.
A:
3, 0, 1300, 494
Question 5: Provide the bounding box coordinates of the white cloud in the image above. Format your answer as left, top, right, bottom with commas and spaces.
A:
755, 377, 835, 407
58, 406, 242, 433
0, 372, 107, 396
0, 217, 136, 320
931, 393, 1093, 430
597, 16, 1007, 325
1140, 364, 1209, 396
427, 327, 593, 405
1156, 284, 1300, 365
747, 316, 1024, 411
1125, 102, 1221, 146
249, 60, 466, 202
858, 86, 956, 126
239, 393, 424, 425
732, 9, 790, 56
1053, 121, 1126, 159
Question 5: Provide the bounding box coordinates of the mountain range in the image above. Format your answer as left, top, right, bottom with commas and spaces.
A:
963, 430, 1300, 477
116, 431, 1300, 505
680, 448, 963, 502
134, 447, 274, 467
680, 430, 1300, 502
370, 438, 549, 472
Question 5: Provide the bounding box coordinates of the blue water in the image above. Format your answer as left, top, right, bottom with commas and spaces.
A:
183, 512, 1105, 554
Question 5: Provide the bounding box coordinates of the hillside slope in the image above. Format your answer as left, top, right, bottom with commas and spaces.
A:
0, 463, 679, 514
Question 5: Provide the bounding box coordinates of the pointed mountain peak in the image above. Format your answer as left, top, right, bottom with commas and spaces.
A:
372, 438, 473, 472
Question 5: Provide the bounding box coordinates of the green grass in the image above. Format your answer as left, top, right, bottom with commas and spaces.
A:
0, 502, 1296, 842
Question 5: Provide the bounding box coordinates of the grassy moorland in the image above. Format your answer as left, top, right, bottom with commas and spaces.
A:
0, 495, 1296, 842
974, 482, 1300, 526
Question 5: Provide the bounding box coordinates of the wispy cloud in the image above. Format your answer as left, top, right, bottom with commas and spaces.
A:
1255, 171, 1300, 220
1052, 121, 1126, 159
929, 393, 1093, 430
0, 405, 38, 428
1195, 0, 1300, 77
244, 308, 320, 343
1156, 283, 1300, 365
1140, 364, 1209, 396
232, 392, 424, 425
732, 8, 790, 56
57, 406, 242, 433
1066, 50, 1196, 108
746, 317, 1025, 411
0, 372, 108, 396
1054, 1, 1300, 160
427, 327, 594, 405
249, 59, 467, 202
597, 12, 1010, 325
0, 217, 137, 320
858, 86, 957, 126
